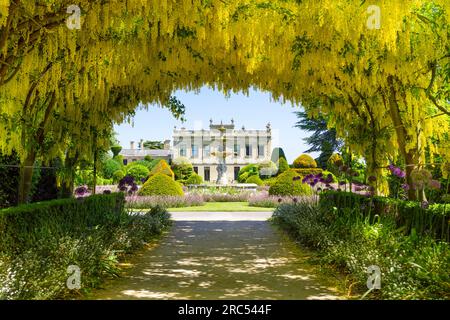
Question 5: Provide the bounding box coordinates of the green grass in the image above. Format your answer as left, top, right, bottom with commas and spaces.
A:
168, 202, 274, 212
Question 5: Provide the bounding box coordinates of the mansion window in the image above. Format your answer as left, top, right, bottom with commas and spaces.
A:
203, 145, 210, 157
258, 145, 265, 157
234, 138, 240, 157
191, 144, 198, 158
180, 144, 186, 157
245, 144, 252, 157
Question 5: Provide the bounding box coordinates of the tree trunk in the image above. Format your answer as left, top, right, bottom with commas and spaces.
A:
386, 76, 420, 201
18, 151, 36, 204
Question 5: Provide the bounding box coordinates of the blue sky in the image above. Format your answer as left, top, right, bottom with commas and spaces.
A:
114, 86, 318, 163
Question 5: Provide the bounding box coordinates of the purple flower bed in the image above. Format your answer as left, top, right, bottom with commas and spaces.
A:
125, 194, 204, 209
248, 191, 315, 208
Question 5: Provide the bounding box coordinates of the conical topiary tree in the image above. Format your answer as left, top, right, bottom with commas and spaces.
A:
148, 159, 175, 179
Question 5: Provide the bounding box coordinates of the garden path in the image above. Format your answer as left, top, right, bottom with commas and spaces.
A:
88, 212, 344, 300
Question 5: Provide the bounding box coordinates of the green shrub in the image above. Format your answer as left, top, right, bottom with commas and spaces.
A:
293, 154, 317, 168
138, 173, 184, 196
262, 176, 278, 187
246, 175, 264, 186
269, 169, 313, 196
102, 158, 123, 179
126, 164, 150, 182
149, 160, 175, 179
258, 160, 278, 178
0, 193, 125, 254
238, 164, 259, 182
112, 169, 125, 183
319, 191, 450, 241
273, 202, 450, 299
172, 157, 194, 181
276, 157, 289, 175
185, 172, 203, 185
127, 159, 159, 171
0, 196, 171, 299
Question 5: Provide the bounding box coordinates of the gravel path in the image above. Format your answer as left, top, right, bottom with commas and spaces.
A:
87, 212, 343, 300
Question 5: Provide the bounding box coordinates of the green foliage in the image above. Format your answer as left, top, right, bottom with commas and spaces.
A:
273, 202, 450, 299
319, 191, 450, 241
0, 193, 125, 254
246, 175, 264, 186
112, 170, 125, 183
102, 158, 123, 179
75, 169, 113, 186
171, 157, 193, 182
0, 195, 171, 299
276, 157, 289, 175
126, 164, 150, 183
0, 151, 19, 208
185, 172, 203, 185
293, 154, 317, 168
271, 147, 287, 163
143, 141, 164, 150
110, 145, 122, 158
269, 169, 313, 196
149, 160, 175, 179
294, 111, 342, 169
238, 164, 259, 183
258, 160, 278, 178
292, 168, 323, 177
138, 173, 184, 196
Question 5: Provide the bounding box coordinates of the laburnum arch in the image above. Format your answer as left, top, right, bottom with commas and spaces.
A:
0, 0, 449, 202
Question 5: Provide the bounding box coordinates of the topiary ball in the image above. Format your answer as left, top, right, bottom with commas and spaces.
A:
246, 175, 263, 186
293, 154, 317, 168
185, 172, 203, 185
269, 169, 313, 196
138, 173, 184, 196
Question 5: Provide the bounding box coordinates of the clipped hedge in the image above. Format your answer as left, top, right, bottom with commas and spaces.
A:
126, 164, 150, 182
269, 169, 313, 196
0, 193, 125, 254
238, 164, 259, 183
319, 191, 450, 241
138, 173, 184, 196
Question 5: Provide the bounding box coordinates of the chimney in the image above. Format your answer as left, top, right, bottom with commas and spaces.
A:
130, 141, 135, 150
164, 140, 171, 150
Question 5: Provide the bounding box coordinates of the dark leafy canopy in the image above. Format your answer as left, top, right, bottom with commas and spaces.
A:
143, 141, 164, 150
294, 111, 343, 168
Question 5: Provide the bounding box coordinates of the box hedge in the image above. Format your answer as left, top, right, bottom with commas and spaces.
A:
149, 160, 175, 179
0, 193, 125, 254
293, 154, 317, 168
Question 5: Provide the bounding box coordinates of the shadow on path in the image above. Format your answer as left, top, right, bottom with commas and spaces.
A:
88, 220, 343, 300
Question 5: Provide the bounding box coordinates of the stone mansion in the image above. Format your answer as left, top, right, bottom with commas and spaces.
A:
120, 120, 272, 183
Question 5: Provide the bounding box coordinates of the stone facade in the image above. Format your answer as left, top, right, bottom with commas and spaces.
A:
172, 120, 272, 183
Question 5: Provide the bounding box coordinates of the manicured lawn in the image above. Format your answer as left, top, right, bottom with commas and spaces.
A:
168, 202, 274, 212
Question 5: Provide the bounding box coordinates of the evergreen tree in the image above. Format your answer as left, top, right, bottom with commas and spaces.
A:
294, 111, 342, 168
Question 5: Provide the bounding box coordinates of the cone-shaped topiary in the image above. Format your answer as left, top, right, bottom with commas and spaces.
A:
269, 169, 313, 196
149, 159, 175, 179
138, 173, 184, 196
293, 154, 317, 168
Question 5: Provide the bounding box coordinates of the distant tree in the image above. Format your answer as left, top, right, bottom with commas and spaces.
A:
143, 141, 164, 150
294, 111, 343, 169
